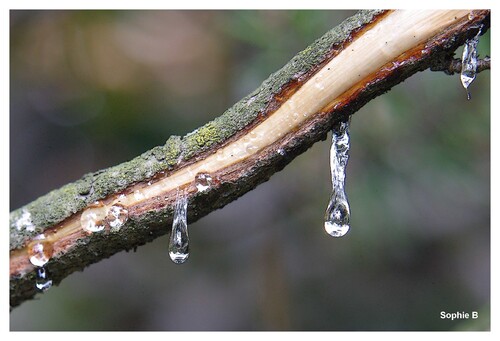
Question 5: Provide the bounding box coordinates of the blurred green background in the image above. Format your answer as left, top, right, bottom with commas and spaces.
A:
9, 10, 490, 331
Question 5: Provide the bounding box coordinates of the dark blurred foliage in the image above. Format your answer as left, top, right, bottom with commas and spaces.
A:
10, 10, 490, 331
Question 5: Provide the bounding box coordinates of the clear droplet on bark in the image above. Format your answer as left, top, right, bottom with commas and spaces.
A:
324, 120, 351, 237
169, 191, 189, 264
80, 201, 107, 233
194, 173, 213, 193
106, 204, 129, 232
28, 237, 53, 267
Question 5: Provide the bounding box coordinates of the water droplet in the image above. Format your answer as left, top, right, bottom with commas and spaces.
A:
35, 267, 53, 292
28, 239, 53, 267
106, 204, 129, 232
35, 275, 53, 291
80, 201, 107, 233
277, 148, 286, 156
194, 173, 213, 193
133, 190, 145, 200
216, 150, 225, 161
314, 82, 325, 91
37, 267, 47, 279
241, 136, 258, 154
461, 26, 482, 100
35, 280, 52, 291
231, 146, 242, 158
286, 99, 297, 110
325, 201, 350, 237
169, 191, 189, 264
324, 120, 351, 237
245, 143, 258, 153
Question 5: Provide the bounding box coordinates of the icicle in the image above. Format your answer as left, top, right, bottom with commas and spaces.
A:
168, 190, 189, 264
324, 120, 351, 237
461, 25, 483, 100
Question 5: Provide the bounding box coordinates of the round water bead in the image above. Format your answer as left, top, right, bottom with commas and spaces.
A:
80, 201, 108, 233
28, 239, 53, 267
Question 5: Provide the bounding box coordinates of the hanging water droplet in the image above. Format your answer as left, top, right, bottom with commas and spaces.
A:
28, 238, 53, 267
106, 204, 129, 232
80, 201, 107, 233
324, 120, 351, 237
35, 280, 52, 292
35, 267, 53, 292
169, 191, 189, 264
194, 173, 213, 193
37, 267, 47, 279
461, 26, 482, 100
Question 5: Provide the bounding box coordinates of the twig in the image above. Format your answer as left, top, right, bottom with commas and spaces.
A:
430, 56, 491, 75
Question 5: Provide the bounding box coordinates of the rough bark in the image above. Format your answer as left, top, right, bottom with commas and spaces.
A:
10, 9, 490, 309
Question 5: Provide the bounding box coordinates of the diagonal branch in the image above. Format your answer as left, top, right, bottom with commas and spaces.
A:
10, 9, 490, 308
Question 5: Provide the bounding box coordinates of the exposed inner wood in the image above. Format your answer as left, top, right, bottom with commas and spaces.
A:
9, 10, 472, 278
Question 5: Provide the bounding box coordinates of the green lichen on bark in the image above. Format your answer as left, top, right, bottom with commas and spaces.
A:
9, 10, 384, 251
9, 134, 182, 250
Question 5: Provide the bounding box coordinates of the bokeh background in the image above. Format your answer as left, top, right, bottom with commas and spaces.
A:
10, 10, 490, 331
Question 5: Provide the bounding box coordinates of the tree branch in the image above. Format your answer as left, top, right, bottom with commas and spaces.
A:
10, 9, 490, 308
